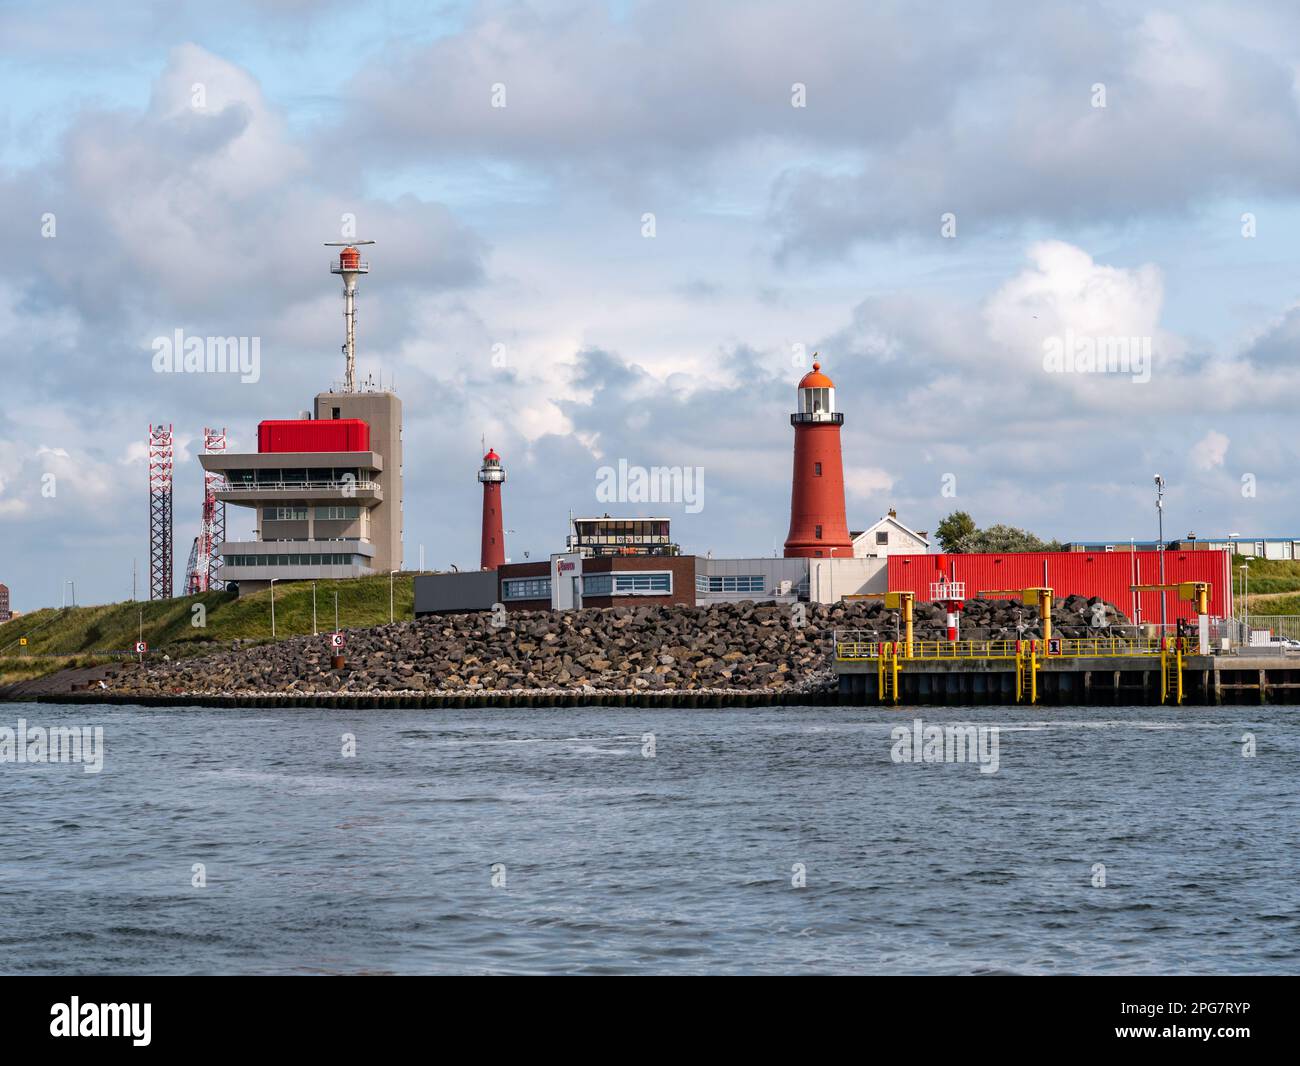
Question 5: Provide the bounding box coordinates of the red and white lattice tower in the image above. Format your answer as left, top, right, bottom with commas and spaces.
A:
194, 427, 228, 592
148, 424, 175, 600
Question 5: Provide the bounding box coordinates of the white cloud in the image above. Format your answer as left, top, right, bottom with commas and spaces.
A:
844, 466, 896, 500
1192, 430, 1230, 470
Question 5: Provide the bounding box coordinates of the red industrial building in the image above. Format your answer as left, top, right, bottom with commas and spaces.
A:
478, 448, 507, 570
887, 549, 1234, 623
784, 360, 853, 558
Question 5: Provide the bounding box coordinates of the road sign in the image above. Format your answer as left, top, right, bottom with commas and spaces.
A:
329, 632, 346, 649
19, 637, 27, 646
1048, 637, 1062, 655
134, 641, 148, 654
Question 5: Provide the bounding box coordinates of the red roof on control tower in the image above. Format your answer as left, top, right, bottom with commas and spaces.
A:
798, 361, 835, 389
484, 448, 500, 462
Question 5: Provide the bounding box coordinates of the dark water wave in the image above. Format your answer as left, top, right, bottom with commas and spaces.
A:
0, 703, 1295, 975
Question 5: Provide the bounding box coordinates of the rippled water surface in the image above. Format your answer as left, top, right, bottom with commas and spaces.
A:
1, 702, 1296, 974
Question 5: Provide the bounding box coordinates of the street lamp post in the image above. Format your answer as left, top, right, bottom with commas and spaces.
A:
1154, 475, 1166, 634
389, 570, 399, 624
311, 581, 318, 636
269, 578, 279, 638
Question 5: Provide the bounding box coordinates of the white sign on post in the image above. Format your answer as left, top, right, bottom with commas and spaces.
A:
134, 641, 148, 654
329, 633, 346, 649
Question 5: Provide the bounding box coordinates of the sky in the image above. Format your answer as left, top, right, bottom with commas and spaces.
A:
2, 0, 1300, 611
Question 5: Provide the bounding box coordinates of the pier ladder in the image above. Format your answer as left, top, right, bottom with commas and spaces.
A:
877, 642, 901, 704
1160, 639, 1184, 705
1015, 641, 1039, 704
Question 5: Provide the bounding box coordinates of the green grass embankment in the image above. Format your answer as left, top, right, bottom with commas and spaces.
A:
1232, 559, 1300, 616
0, 574, 419, 684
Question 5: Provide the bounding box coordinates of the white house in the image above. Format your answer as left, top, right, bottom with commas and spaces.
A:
851, 510, 931, 558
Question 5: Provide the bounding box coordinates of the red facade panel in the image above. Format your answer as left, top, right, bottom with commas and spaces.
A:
887, 550, 1233, 622
257, 419, 370, 453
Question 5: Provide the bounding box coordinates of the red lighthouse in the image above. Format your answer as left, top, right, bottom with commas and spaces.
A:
784, 359, 853, 558
478, 447, 507, 570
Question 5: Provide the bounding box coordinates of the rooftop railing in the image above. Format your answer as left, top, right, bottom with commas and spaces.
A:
220, 480, 379, 494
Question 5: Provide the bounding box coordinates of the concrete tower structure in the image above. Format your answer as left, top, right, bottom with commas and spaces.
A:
784, 360, 853, 558
199, 241, 403, 595
478, 447, 506, 570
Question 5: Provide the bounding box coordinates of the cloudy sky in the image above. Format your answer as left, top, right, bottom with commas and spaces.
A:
2, 0, 1299, 611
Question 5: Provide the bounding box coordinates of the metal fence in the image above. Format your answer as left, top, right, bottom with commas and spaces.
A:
1243, 615, 1300, 642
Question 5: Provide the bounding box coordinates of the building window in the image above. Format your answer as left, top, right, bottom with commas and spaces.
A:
582, 574, 613, 596
316, 505, 361, 521
815, 525, 823, 540
502, 577, 551, 601
264, 506, 307, 522
814, 462, 822, 476
697, 575, 767, 594
876, 531, 889, 546
584, 572, 672, 596
225, 552, 361, 567
802, 387, 831, 416
614, 572, 671, 594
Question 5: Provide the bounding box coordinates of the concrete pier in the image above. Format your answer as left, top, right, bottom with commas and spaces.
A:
836, 655, 1300, 705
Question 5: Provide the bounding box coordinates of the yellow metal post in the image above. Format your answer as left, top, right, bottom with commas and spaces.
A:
885, 591, 914, 659
1019, 588, 1053, 648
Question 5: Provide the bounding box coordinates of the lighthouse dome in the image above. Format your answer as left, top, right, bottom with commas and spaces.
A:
797, 361, 835, 389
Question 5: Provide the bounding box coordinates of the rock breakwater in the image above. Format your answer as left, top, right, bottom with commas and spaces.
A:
100, 595, 1130, 700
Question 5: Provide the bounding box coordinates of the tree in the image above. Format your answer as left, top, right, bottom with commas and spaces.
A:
955, 524, 1063, 554
935, 511, 976, 553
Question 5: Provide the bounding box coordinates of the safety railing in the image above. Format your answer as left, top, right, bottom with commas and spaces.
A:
835, 631, 1175, 662
928, 581, 966, 601
220, 480, 379, 494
